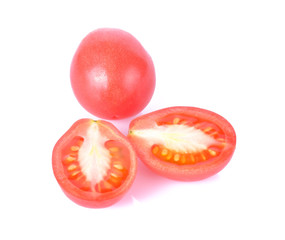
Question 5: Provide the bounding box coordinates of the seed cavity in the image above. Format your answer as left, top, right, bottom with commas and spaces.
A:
152, 145, 159, 154
203, 127, 212, 133
133, 121, 226, 165
166, 151, 173, 160
173, 118, 180, 124
174, 153, 180, 162
70, 146, 80, 152
217, 138, 225, 142
132, 124, 217, 153
208, 149, 217, 156
161, 149, 168, 156
66, 156, 76, 162
109, 147, 119, 152
110, 173, 119, 178
181, 155, 186, 164
67, 164, 77, 171
113, 163, 124, 170
179, 120, 188, 125
69, 171, 81, 180
209, 131, 218, 137
190, 154, 196, 163
63, 128, 131, 193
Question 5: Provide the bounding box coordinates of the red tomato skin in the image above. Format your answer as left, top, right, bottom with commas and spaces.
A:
52, 119, 137, 208
70, 28, 156, 120
128, 107, 236, 181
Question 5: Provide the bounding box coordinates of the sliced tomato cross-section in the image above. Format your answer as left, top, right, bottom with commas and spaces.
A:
52, 119, 137, 208
128, 107, 236, 181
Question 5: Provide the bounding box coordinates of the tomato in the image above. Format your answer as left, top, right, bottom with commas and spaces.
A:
70, 28, 156, 120
52, 119, 137, 208
128, 107, 236, 181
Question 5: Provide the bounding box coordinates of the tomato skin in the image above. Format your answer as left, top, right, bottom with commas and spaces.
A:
52, 119, 137, 208
70, 28, 156, 120
128, 107, 236, 181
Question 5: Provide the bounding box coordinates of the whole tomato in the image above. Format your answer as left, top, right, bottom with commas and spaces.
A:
70, 28, 156, 119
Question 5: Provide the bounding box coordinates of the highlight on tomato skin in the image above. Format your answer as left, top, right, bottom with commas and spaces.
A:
128, 106, 236, 181
52, 119, 137, 208
70, 28, 156, 120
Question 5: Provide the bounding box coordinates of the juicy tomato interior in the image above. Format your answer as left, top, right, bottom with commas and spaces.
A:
128, 107, 236, 181
53, 119, 136, 208
61, 138, 130, 193
152, 113, 226, 165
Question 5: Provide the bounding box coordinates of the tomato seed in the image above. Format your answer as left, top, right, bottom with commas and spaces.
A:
201, 153, 207, 161
67, 164, 77, 171
174, 154, 180, 162
173, 118, 180, 124
66, 156, 76, 161
113, 164, 123, 170
109, 147, 119, 152
70, 146, 80, 151
152, 145, 159, 154
208, 149, 217, 156
180, 155, 186, 164
68, 171, 81, 180
203, 127, 212, 133
161, 149, 168, 156
190, 154, 196, 163
209, 131, 218, 137
110, 173, 119, 178
166, 151, 173, 160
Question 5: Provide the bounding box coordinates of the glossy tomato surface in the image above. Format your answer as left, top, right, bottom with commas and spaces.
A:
128, 107, 236, 181
70, 28, 156, 119
52, 119, 137, 208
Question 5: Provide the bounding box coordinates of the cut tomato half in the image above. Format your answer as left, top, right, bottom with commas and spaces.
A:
52, 119, 137, 208
128, 107, 236, 181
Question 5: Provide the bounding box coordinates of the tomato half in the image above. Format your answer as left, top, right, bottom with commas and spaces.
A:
52, 119, 137, 208
70, 28, 156, 120
128, 107, 236, 181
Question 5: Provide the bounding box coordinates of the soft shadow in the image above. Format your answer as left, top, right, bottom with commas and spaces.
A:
195, 173, 221, 184
114, 161, 175, 207
109, 117, 133, 136
114, 166, 223, 208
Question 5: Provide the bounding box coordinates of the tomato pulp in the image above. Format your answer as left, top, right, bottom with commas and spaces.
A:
52, 119, 137, 208
70, 28, 156, 119
128, 107, 236, 181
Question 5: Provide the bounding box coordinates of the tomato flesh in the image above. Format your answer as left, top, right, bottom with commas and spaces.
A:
152, 113, 226, 165
52, 119, 137, 208
128, 107, 236, 181
62, 138, 130, 193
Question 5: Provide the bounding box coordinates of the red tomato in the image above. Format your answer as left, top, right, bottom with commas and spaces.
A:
70, 28, 156, 119
128, 107, 236, 181
52, 119, 137, 208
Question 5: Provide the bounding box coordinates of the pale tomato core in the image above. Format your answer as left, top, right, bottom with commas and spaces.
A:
130, 114, 227, 166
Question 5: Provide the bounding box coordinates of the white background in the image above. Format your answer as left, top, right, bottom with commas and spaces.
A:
1, 0, 284, 239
